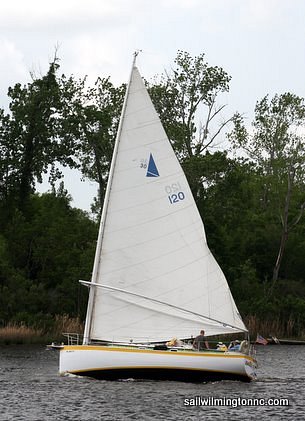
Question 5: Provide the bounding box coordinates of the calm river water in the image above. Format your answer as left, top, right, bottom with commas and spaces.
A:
0, 345, 304, 420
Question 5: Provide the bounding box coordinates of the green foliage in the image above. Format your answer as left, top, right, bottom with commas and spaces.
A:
149, 50, 234, 159
0, 59, 82, 209
75, 77, 125, 212
0, 191, 97, 324
0, 51, 304, 337
229, 92, 305, 285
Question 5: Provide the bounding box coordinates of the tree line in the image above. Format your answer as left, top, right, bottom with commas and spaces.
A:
0, 51, 304, 338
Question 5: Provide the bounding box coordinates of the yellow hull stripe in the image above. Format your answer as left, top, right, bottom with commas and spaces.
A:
61, 345, 255, 363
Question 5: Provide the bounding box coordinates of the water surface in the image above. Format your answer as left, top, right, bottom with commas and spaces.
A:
0, 345, 304, 420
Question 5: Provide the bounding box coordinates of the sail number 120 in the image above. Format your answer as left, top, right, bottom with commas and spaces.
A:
165, 182, 185, 205
168, 191, 185, 204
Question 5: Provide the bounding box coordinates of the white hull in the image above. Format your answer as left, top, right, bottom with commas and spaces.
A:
59, 345, 256, 382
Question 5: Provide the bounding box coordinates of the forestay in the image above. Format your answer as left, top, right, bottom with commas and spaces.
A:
84, 63, 247, 344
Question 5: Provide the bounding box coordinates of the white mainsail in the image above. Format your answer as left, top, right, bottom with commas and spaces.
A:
83, 61, 247, 344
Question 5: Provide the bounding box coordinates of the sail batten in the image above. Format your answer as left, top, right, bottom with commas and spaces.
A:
85, 63, 247, 343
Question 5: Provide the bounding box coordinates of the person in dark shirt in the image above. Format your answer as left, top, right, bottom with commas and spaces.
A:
193, 330, 209, 350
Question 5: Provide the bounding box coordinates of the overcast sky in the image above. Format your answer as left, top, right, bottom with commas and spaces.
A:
1, 0, 305, 211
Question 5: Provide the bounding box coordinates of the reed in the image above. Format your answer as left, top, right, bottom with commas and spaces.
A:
245, 315, 303, 339
0, 315, 84, 344
0, 314, 303, 344
52, 314, 84, 339
0, 323, 44, 345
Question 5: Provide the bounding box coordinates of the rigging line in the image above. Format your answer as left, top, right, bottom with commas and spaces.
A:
79, 281, 248, 333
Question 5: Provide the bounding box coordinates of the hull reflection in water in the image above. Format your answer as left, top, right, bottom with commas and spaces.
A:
59, 345, 256, 382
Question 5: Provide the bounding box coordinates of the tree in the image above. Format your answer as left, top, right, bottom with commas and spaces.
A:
0, 109, 15, 203
75, 77, 125, 213
0, 57, 82, 210
59, 50, 235, 213
149, 50, 236, 160
0, 190, 97, 323
229, 93, 305, 286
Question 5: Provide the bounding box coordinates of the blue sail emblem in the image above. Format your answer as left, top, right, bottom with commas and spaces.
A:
146, 153, 159, 177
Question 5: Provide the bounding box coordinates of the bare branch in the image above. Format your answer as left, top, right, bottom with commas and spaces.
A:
289, 201, 305, 230
200, 115, 235, 153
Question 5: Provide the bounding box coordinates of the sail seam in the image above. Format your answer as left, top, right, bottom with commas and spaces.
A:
108, 169, 182, 193
98, 221, 202, 256
104, 203, 195, 235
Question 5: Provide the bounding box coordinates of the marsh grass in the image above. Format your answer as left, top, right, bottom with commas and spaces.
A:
0, 323, 44, 345
0, 314, 303, 345
52, 314, 84, 340
0, 315, 84, 345
245, 315, 305, 339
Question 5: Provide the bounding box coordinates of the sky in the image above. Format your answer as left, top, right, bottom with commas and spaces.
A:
1, 0, 305, 211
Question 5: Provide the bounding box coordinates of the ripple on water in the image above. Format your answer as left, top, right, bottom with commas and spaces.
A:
0, 345, 304, 420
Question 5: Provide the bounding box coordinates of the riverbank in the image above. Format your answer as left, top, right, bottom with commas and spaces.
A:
1, 314, 304, 345
0, 315, 83, 345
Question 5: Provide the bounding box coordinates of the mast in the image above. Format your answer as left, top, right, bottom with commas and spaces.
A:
82, 52, 140, 344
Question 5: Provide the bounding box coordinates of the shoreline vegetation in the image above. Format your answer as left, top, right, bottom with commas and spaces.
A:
0, 315, 84, 345
0, 315, 304, 345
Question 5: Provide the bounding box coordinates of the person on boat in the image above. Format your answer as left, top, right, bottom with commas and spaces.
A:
228, 340, 240, 351
193, 330, 209, 350
216, 342, 228, 351
166, 337, 182, 347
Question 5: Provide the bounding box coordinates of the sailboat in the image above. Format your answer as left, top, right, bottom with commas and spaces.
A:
59, 53, 256, 382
